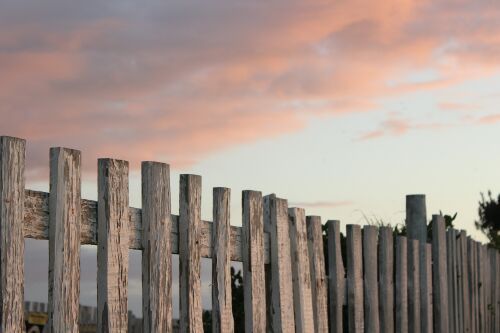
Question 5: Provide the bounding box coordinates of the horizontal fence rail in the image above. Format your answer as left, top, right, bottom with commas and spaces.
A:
1, 135, 500, 333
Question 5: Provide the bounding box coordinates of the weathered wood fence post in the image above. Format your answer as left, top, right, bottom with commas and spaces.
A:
179, 174, 203, 333
347, 224, 363, 333
363, 225, 379, 333
0, 136, 25, 332
264, 194, 295, 332
432, 214, 449, 333
48, 147, 81, 332
141, 162, 172, 333
242, 190, 266, 332
378, 226, 394, 333
212, 187, 234, 333
288, 208, 315, 333
97, 158, 130, 333
327, 220, 345, 333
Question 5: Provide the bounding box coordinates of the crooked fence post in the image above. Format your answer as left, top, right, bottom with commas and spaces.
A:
0, 136, 25, 332
48, 148, 81, 332
347, 224, 363, 333
378, 226, 394, 333
307, 216, 329, 333
242, 190, 266, 332
363, 225, 379, 333
141, 162, 172, 333
327, 220, 345, 333
288, 208, 314, 332
264, 194, 295, 332
97, 158, 130, 332
179, 174, 203, 333
432, 214, 449, 333
212, 187, 234, 333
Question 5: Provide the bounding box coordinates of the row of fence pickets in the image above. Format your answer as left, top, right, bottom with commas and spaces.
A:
1, 136, 499, 333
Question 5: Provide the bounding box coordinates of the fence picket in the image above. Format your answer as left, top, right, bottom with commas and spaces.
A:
432, 214, 449, 333
395, 236, 408, 333
378, 226, 394, 333
459, 230, 470, 333
424, 243, 433, 333
347, 224, 363, 333
307, 216, 329, 333
141, 162, 172, 333
288, 208, 315, 333
179, 174, 203, 333
408, 239, 421, 333
363, 225, 379, 333
212, 187, 234, 333
0, 136, 25, 332
264, 194, 295, 332
48, 148, 81, 332
97, 159, 130, 332
242, 190, 266, 332
327, 220, 345, 333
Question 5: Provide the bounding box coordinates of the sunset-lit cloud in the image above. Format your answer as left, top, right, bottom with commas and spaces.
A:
1, 0, 500, 178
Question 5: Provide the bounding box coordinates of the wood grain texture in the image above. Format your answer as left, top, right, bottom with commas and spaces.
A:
288, 208, 314, 333
23, 190, 270, 263
0, 136, 25, 332
327, 220, 345, 333
48, 147, 81, 333
179, 174, 203, 333
396, 236, 408, 333
241, 190, 266, 333
346, 224, 363, 333
97, 158, 130, 333
378, 226, 394, 333
307, 216, 329, 333
363, 225, 379, 333
407, 239, 421, 333
141, 162, 172, 333
432, 214, 449, 333
264, 194, 295, 333
212, 187, 234, 333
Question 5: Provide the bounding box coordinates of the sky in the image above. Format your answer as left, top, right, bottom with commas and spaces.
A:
2, 0, 500, 318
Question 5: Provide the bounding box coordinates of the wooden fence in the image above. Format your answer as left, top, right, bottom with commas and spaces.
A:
0, 135, 499, 333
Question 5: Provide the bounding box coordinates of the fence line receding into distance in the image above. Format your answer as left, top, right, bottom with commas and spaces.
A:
0, 135, 499, 333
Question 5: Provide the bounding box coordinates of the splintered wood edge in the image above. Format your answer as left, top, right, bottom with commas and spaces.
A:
23, 189, 270, 263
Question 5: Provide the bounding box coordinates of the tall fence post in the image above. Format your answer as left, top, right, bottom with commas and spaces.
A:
0, 136, 25, 332
48, 148, 81, 332
363, 225, 379, 333
97, 158, 130, 332
307, 216, 329, 333
406, 194, 431, 333
264, 194, 295, 332
432, 214, 449, 333
378, 226, 394, 333
347, 224, 363, 333
288, 208, 314, 333
141, 162, 172, 333
327, 220, 345, 333
179, 174, 203, 333
212, 187, 234, 333
242, 191, 266, 332
395, 236, 408, 333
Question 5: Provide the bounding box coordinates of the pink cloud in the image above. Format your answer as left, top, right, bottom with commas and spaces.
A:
1, 0, 500, 179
